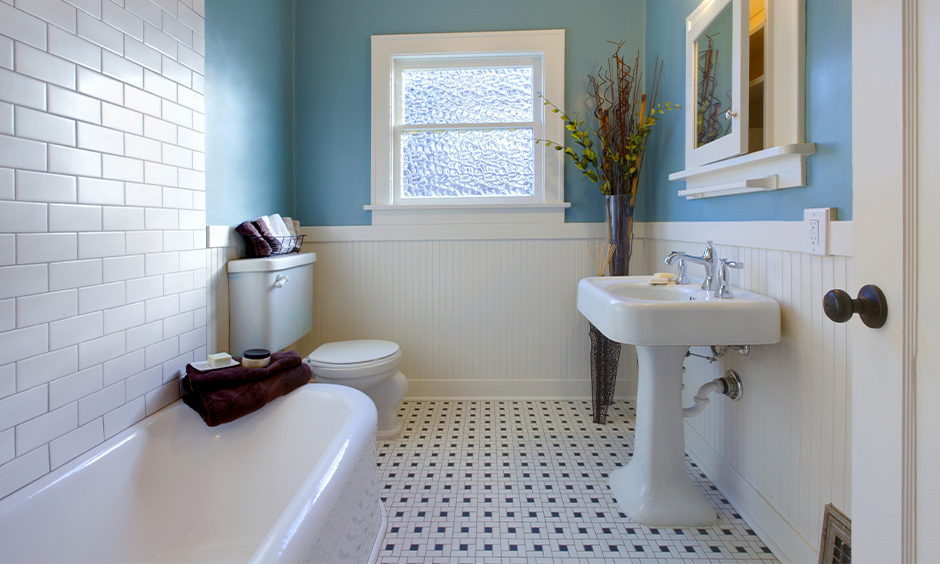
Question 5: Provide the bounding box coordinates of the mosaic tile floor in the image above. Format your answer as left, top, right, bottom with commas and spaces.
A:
376, 400, 779, 564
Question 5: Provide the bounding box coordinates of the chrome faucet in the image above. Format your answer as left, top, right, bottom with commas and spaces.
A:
665, 241, 718, 291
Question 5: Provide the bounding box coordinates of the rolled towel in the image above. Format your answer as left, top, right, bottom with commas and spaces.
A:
292, 219, 300, 234
185, 350, 303, 393
234, 221, 272, 257
182, 362, 312, 426
266, 213, 294, 252
282, 216, 300, 252
252, 217, 282, 254
281, 216, 297, 236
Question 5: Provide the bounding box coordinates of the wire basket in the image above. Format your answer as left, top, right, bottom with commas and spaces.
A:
248, 234, 305, 256
589, 323, 620, 424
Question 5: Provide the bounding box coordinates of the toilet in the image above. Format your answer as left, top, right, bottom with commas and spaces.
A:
227, 253, 408, 438
306, 340, 408, 438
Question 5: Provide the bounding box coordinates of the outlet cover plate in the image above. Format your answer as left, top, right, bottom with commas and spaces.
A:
803, 208, 836, 255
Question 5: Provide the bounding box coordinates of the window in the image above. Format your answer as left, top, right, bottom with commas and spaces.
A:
370, 30, 568, 224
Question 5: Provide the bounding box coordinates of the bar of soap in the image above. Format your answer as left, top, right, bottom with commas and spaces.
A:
649, 277, 669, 285
654, 272, 676, 280
207, 353, 232, 368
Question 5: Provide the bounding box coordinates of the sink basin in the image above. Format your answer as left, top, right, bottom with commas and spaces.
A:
576, 275, 782, 527
577, 276, 781, 346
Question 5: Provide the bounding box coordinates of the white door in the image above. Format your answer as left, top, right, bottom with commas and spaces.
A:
852, 1, 939, 561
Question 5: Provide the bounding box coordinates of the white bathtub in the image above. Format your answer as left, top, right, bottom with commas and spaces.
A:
0, 384, 384, 563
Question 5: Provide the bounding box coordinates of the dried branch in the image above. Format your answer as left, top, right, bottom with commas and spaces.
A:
537, 41, 677, 202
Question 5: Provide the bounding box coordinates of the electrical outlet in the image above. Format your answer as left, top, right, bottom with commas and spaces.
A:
803, 208, 836, 255
808, 219, 820, 247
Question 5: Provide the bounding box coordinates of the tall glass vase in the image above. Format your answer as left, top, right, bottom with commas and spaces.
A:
606, 194, 634, 277
589, 194, 634, 424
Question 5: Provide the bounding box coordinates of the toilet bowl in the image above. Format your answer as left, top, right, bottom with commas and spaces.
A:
306, 340, 408, 438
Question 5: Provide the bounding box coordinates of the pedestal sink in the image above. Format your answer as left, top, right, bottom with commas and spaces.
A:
577, 276, 781, 526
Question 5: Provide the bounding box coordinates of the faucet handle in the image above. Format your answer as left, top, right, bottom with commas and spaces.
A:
715, 259, 744, 298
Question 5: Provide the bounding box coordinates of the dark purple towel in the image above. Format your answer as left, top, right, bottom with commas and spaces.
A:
251, 218, 282, 254
234, 221, 272, 257
183, 362, 312, 426
185, 350, 304, 393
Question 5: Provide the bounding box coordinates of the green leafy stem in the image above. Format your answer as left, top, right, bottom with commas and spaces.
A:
537, 94, 678, 198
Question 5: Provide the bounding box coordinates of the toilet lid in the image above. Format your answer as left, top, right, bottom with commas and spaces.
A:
308, 340, 400, 365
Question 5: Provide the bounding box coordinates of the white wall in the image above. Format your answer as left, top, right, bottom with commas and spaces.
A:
0, 0, 206, 500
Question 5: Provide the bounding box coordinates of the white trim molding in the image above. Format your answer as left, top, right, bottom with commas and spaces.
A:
636, 219, 852, 257
406, 378, 636, 401
211, 220, 852, 257
365, 202, 570, 225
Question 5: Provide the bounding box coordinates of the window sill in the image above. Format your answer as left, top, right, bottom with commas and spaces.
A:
364, 202, 571, 225
669, 143, 816, 199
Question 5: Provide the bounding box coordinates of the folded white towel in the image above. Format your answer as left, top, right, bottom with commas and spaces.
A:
265, 213, 294, 252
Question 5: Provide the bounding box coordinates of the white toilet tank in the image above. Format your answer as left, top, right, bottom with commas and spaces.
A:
227, 252, 316, 355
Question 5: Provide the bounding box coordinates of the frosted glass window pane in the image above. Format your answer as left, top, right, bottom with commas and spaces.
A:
401, 129, 534, 198
403, 67, 533, 124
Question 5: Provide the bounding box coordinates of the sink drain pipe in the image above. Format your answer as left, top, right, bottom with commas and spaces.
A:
683, 370, 743, 417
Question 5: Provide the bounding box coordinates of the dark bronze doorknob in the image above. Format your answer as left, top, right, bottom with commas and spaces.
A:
823, 285, 888, 328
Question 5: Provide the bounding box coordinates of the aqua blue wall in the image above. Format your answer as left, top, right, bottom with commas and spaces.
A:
204, 0, 851, 226
205, 0, 295, 226
292, 0, 646, 226
642, 0, 852, 221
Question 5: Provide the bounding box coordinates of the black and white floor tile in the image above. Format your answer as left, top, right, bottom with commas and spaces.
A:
376, 400, 778, 564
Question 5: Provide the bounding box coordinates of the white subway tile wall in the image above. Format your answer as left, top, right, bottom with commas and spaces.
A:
0, 0, 205, 500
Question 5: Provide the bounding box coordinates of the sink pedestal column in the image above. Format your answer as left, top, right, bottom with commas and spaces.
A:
609, 344, 717, 527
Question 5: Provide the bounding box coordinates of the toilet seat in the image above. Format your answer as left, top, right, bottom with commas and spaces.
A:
307, 339, 400, 367
307, 340, 402, 384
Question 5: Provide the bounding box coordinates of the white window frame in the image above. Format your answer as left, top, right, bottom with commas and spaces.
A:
370, 30, 568, 225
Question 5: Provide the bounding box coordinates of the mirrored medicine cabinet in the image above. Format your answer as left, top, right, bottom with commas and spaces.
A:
669, 0, 815, 199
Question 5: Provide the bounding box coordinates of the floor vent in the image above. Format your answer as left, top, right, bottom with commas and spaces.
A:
819, 503, 852, 564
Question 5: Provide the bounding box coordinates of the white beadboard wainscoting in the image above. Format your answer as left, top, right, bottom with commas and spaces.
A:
208, 219, 852, 563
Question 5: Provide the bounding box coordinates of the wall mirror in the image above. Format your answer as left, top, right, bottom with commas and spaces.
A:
694, 2, 734, 148
670, 0, 814, 200
685, 0, 748, 169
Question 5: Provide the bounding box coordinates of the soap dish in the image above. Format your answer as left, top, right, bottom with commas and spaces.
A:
189, 359, 240, 372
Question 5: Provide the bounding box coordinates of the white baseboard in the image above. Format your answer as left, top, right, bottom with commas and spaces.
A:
405, 378, 636, 401
684, 422, 819, 564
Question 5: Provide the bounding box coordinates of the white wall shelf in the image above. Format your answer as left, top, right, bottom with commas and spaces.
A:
670, 142, 815, 199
